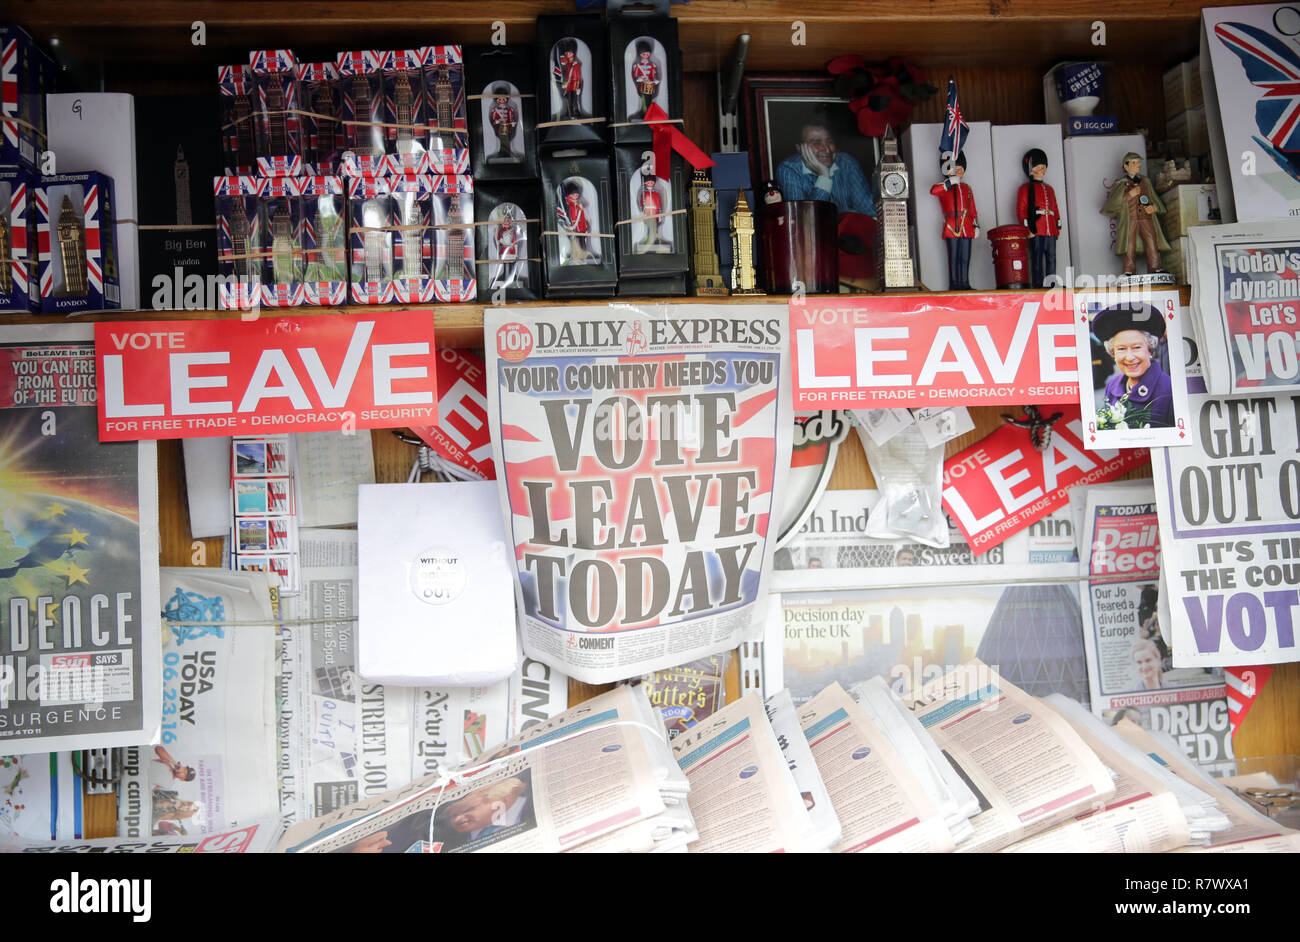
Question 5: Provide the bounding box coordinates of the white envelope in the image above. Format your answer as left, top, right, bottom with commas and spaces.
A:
358, 481, 517, 686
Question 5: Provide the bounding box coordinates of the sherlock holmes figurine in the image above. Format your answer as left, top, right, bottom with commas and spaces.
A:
929, 151, 978, 290
1101, 151, 1170, 281
1017, 148, 1060, 288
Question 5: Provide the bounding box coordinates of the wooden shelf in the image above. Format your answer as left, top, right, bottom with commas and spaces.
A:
19, 0, 1207, 76
9, 286, 1193, 350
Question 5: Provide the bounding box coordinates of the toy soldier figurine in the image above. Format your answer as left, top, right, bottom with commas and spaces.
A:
637, 174, 666, 252
493, 203, 523, 287
929, 151, 978, 290
553, 40, 583, 121
631, 39, 660, 118
1017, 147, 1060, 288
558, 180, 592, 264
488, 84, 520, 163
1101, 151, 1169, 279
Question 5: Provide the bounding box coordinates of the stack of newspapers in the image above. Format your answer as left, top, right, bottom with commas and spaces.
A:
275, 684, 695, 854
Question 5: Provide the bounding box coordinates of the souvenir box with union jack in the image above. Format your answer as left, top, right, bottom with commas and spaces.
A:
214, 175, 262, 311
218, 63, 259, 176
422, 45, 470, 174
0, 25, 55, 172
36, 171, 121, 314
348, 174, 395, 303
385, 47, 430, 176
390, 173, 434, 303
430, 174, 475, 302
337, 49, 386, 178
250, 49, 303, 177
0, 166, 37, 311
299, 175, 347, 305
258, 176, 305, 307
297, 61, 343, 176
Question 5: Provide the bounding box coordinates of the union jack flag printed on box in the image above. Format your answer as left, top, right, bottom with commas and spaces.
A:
250, 49, 303, 177
422, 45, 470, 174
215, 175, 263, 311
36, 171, 120, 314
390, 174, 434, 303
431, 174, 475, 302
297, 61, 343, 176
0, 166, 36, 311
337, 50, 387, 178
348, 175, 395, 303
258, 176, 305, 307
0, 26, 55, 172
218, 63, 260, 176
299, 175, 347, 305
384, 48, 429, 175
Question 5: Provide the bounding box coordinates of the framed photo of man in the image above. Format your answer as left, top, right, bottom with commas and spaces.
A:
1073, 290, 1192, 450
742, 75, 881, 219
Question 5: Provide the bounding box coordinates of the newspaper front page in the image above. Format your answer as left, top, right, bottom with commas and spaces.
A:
1188, 221, 1300, 395
799, 682, 955, 853
485, 305, 792, 683
3, 817, 284, 854
671, 693, 809, 853
906, 661, 1115, 853
1077, 482, 1232, 774
277, 685, 669, 854
1000, 696, 1192, 853
0, 325, 161, 755
1151, 389, 1300, 667
118, 568, 278, 840
277, 564, 414, 826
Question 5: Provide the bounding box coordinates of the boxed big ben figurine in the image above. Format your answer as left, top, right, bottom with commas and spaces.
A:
613, 145, 687, 295
0, 167, 36, 312
297, 61, 343, 175
430, 174, 475, 303
219, 63, 259, 176
250, 49, 303, 177
337, 50, 386, 176
348, 175, 393, 303
0, 25, 55, 172
37, 171, 122, 314
299, 175, 347, 305
258, 176, 303, 307
384, 47, 429, 176
215, 174, 262, 311
423, 45, 470, 175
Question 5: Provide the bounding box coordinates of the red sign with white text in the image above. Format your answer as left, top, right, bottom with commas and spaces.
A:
410, 347, 495, 479
941, 407, 1149, 554
791, 293, 1079, 408
94, 313, 438, 441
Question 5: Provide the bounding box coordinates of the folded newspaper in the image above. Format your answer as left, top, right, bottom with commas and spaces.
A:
275, 684, 692, 853
671, 693, 819, 853
764, 689, 842, 851
798, 682, 956, 852
998, 694, 1193, 853
904, 660, 1116, 853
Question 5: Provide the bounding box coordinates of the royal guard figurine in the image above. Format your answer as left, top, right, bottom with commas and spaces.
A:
558, 180, 593, 264
631, 39, 660, 118
488, 84, 520, 163
637, 174, 667, 253
553, 40, 584, 121
929, 151, 978, 290
1017, 147, 1060, 288
1101, 151, 1170, 280
493, 203, 523, 287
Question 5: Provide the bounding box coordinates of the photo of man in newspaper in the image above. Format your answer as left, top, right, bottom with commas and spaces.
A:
431, 773, 536, 852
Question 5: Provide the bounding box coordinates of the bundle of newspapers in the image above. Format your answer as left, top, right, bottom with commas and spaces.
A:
274, 684, 694, 853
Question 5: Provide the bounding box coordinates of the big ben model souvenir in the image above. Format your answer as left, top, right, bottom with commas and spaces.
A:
37, 172, 121, 314
730, 191, 765, 295
431, 175, 475, 303
219, 64, 259, 175
614, 145, 688, 295
536, 15, 608, 148
250, 50, 302, 177
689, 168, 728, 297
422, 46, 469, 175
337, 50, 386, 175
540, 151, 616, 298
215, 174, 262, 311
0, 167, 37, 312
876, 126, 915, 290
466, 46, 538, 181
348, 175, 394, 303
607, 1, 681, 145
385, 48, 429, 174
260, 176, 304, 307
300, 175, 346, 305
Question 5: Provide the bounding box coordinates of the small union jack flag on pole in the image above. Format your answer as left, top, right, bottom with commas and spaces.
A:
939, 76, 968, 178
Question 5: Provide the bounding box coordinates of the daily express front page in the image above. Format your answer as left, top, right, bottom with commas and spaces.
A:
485, 304, 792, 684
